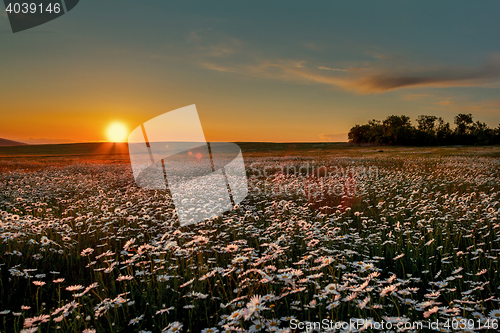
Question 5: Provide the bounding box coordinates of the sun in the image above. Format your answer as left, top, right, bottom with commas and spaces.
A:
106, 122, 128, 142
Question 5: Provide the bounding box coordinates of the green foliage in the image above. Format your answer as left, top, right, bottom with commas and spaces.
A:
348, 114, 500, 146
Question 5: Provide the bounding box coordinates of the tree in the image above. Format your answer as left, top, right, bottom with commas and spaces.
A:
435, 118, 452, 145
367, 119, 384, 144
416, 115, 438, 146
417, 115, 438, 133
348, 113, 497, 146
382, 115, 413, 145
348, 124, 371, 144
471, 121, 492, 145
454, 113, 474, 136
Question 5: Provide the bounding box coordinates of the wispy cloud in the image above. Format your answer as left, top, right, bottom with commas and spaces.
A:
422, 98, 500, 116
201, 62, 235, 73
355, 62, 500, 92
402, 94, 433, 101
189, 32, 500, 94
204, 39, 243, 57
365, 50, 402, 62
200, 56, 500, 94
200, 59, 351, 88
434, 100, 456, 106
461, 100, 500, 114
304, 42, 323, 51
318, 66, 348, 72
21, 138, 80, 145
188, 30, 245, 57
319, 133, 348, 142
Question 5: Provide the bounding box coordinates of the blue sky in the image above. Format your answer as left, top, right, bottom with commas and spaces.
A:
1, 1, 500, 143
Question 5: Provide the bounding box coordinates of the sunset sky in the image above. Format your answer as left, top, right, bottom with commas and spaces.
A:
1, 1, 500, 143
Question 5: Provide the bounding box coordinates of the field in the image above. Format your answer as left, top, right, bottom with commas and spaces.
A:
0, 143, 499, 333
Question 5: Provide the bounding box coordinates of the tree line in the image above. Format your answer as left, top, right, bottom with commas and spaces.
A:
348, 114, 500, 146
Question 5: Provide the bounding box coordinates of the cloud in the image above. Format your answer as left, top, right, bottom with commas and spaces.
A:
422, 98, 500, 116
22, 138, 79, 145
460, 100, 500, 114
200, 59, 352, 89
402, 94, 433, 101
434, 100, 456, 106
187, 31, 201, 43
205, 40, 242, 57
201, 56, 500, 94
304, 42, 323, 51
319, 133, 348, 142
188, 30, 245, 58
190, 32, 500, 94
365, 51, 402, 62
355, 68, 499, 93
318, 66, 347, 72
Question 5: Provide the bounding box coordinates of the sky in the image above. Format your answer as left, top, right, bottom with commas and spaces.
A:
1, 0, 500, 143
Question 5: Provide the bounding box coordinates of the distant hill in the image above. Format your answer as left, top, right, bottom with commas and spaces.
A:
0, 142, 352, 158
0, 138, 27, 146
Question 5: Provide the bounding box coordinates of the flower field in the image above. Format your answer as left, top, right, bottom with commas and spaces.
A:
0, 147, 499, 332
